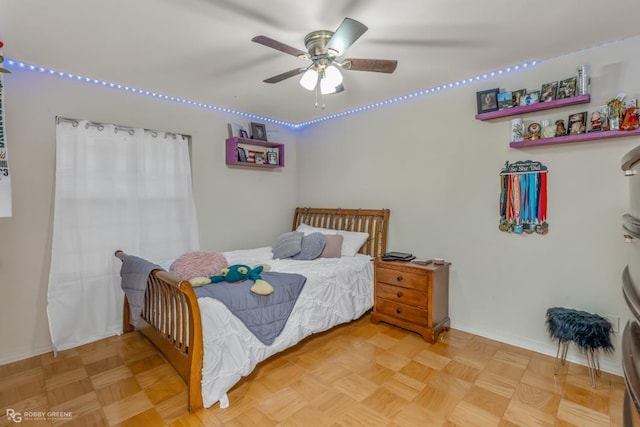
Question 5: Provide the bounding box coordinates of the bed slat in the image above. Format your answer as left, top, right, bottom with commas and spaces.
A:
292, 207, 389, 257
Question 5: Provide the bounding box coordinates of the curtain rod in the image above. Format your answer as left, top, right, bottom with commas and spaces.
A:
55, 116, 186, 139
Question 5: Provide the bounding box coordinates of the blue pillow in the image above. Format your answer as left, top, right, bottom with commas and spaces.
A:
272, 231, 304, 259
292, 233, 326, 260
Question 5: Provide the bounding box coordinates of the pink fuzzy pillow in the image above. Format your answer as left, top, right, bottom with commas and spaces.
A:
169, 251, 228, 280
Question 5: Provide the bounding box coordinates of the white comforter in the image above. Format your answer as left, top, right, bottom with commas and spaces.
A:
198, 246, 374, 408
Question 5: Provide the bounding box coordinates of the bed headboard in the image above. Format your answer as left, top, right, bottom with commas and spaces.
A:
292, 207, 390, 258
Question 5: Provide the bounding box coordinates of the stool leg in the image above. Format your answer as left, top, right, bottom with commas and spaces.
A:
554, 341, 569, 374
586, 350, 598, 388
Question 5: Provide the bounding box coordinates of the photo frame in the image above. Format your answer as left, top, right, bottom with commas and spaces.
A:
267, 150, 278, 165
239, 129, 249, 138
237, 147, 247, 162
512, 89, 526, 107
568, 111, 588, 135
557, 77, 576, 99
476, 88, 499, 114
540, 81, 558, 102
520, 91, 539, 106
497, 91, 513, 110
250, 122, 267, 141
228, 122, 246, 138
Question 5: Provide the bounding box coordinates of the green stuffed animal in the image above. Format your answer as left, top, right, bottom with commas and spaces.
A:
210, 264, 273, 295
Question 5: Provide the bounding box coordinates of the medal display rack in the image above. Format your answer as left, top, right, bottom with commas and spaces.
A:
499, 160, 549, 235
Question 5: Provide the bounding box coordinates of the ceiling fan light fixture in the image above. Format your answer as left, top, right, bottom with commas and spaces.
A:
324, 65, 343, 87
300, 68, 318, 90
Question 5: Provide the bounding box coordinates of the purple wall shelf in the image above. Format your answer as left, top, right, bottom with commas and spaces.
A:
475, 94, 591, 121
510, 128, 640, 148
225, 137, 284, 168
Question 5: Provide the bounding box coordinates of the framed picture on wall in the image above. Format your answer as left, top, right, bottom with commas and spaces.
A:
476, 88, 499, 114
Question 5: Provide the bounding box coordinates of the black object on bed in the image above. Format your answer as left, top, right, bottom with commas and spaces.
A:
194, 271, 306, 345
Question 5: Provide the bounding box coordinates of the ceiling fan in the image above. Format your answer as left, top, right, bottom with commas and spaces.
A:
252, 17, 397, 105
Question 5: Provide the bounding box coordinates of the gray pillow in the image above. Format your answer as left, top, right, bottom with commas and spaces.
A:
292, 232, 326, 260
272, 231, 304, 259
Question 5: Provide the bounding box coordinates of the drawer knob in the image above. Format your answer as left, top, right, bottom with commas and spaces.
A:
396, 276, 403, 282
396, 308, 402, 314
397, 291, 403, 298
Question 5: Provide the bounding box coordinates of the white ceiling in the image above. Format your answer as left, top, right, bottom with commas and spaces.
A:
2, 0, 640, 124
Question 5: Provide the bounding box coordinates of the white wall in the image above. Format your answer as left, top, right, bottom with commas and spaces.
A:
3, 36, 639, 376
0, 70, 299, 364
296, 36, 640, 375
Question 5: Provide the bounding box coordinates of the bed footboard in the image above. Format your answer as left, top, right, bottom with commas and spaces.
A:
115, 250, 204, 412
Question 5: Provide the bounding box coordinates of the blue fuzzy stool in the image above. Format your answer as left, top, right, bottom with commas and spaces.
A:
545, 307, 614, 387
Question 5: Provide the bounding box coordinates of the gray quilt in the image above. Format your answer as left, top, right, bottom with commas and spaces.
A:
119, 254, 161, 327
194, 271, 306, 345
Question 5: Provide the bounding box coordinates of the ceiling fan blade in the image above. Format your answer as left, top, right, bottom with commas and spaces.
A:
263, 68, 306, 84
326, 17, 368, 55
252, 35, 308, 58
342, 58, 398, 73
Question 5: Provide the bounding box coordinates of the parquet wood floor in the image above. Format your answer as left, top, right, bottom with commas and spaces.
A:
0, 314, 629, 426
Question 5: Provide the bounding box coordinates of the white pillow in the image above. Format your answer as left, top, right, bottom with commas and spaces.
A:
296, 223, 368, 257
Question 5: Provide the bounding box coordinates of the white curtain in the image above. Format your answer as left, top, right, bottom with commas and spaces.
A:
47, 119, 199, 352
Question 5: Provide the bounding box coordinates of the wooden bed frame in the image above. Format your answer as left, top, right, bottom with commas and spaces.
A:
115, 207, 390, 412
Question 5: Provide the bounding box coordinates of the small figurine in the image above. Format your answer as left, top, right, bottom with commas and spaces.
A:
555, 119, 567, 137
527, 123, 541, 140
621, 107, 639, 131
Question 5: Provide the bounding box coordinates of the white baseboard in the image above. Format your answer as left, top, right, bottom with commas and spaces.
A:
0, 344, 54, 366
452, 322, 623, 377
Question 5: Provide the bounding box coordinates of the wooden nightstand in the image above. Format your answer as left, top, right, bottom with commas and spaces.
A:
371, 258, 450, 343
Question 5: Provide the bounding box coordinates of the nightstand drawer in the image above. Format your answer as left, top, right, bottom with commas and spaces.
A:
375, 298, 428, 326
376, 268, 428, 291
376, 282, 427, 308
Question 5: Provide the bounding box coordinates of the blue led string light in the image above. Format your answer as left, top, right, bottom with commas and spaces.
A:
4, 58, 541, 129
4, 59, 295, 128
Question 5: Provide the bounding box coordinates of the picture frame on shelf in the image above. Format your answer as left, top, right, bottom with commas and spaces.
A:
520, 91, 540, 106
556, 77, 576, 99
255, 153, 265, 165
250, 122, 267, 141
239, 129, 249, 139
228, 122, 247, 138
540, 81, 558, 102
568, 111, 588, 135
237, 147, 247, 162
476, 88, 499, 114
512, 89, 526, 107
267, 150, 278, 165
497, 91, 513, 110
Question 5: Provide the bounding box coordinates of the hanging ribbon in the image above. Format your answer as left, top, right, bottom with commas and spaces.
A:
499, 161, 548, 235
